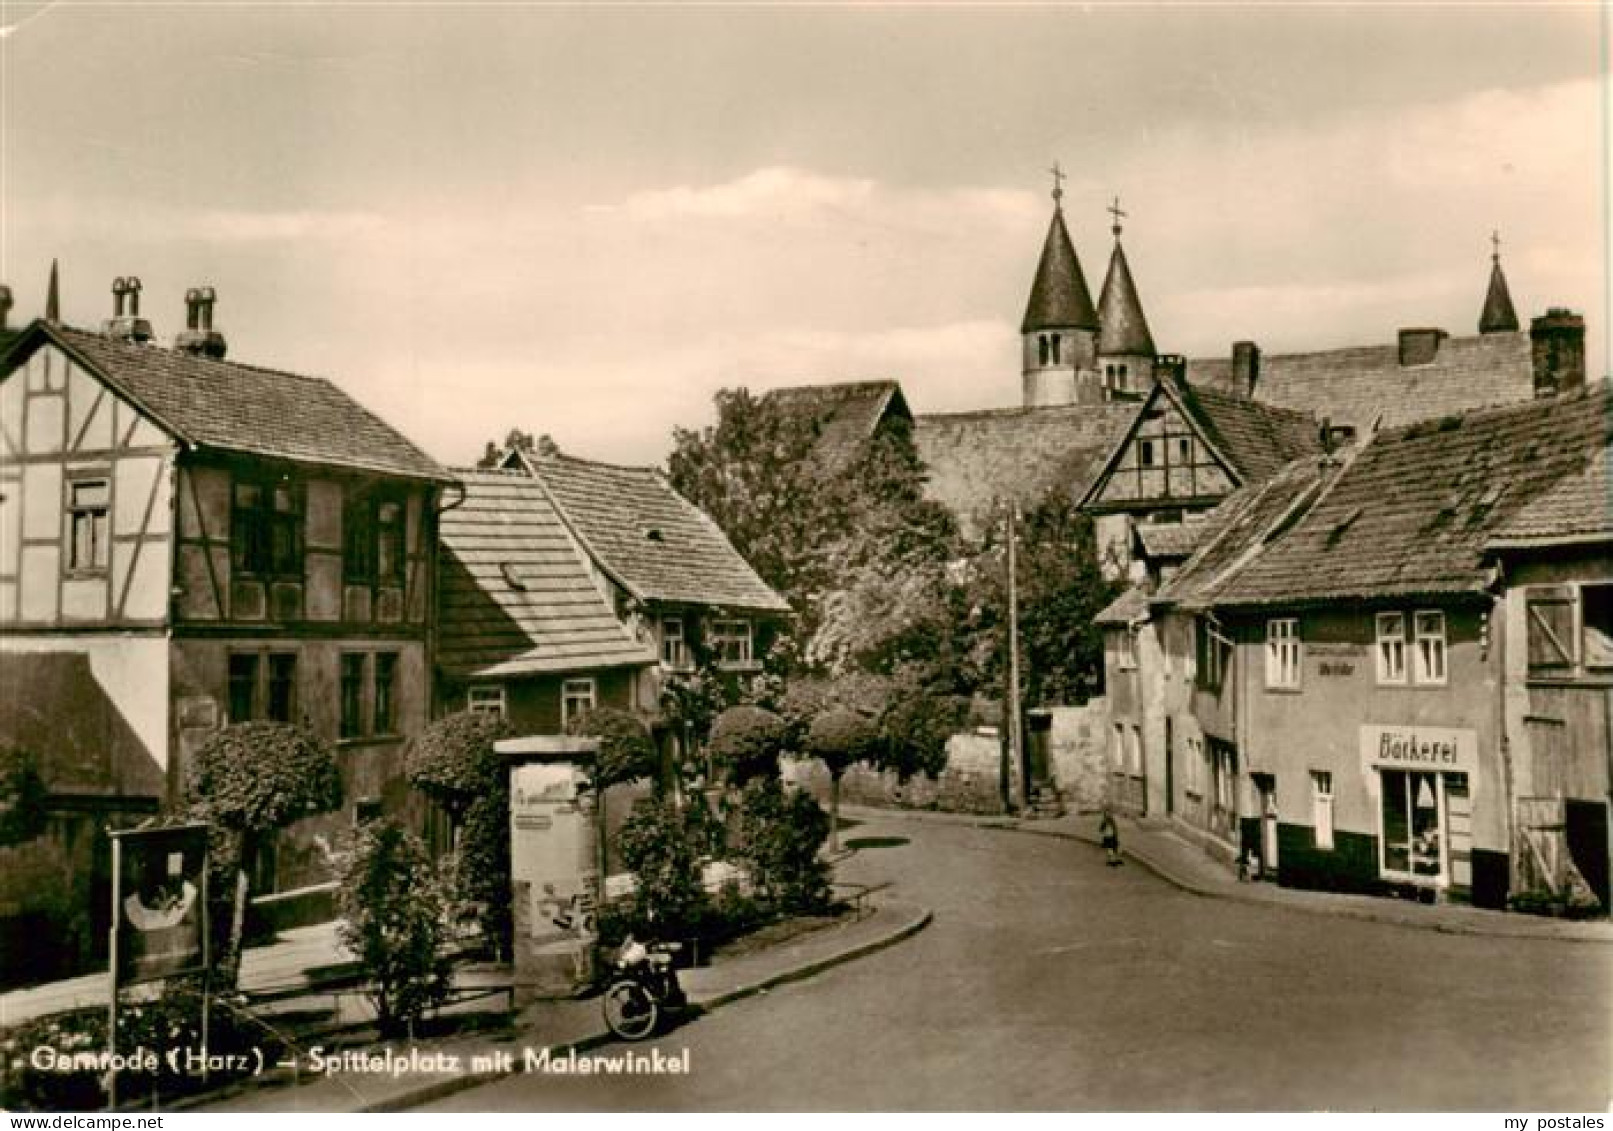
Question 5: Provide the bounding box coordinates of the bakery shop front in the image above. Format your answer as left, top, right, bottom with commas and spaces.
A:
1360, 724, 1478, 899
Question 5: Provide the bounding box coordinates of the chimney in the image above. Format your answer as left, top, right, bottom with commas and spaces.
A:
0, 285, 12, 332
1529, 308, 1586, 398
175, 286, 227, 359
1232, 340, 1260, 397
1154, 354, 1187, 384
103, 277, 154, 343
1398, 327, 1447, 367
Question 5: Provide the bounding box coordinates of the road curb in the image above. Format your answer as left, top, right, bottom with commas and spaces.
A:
982, 819, 1613, 945
357, 900, 933, 1113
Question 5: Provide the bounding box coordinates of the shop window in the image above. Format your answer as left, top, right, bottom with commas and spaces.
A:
1311, 771, 1334, 851
340, 653, 366, 739
561, 677, 596, 727
67, 477, 110, 573
233, 477, 303, 579
661, 617, 689, 670
1380, 769, 1442, 878
374, 653, 398, 734
467, 684, 506, 718
709, 619, 754, 667
1375, 613, 1407, 684
1583, 584, 1613, 670
1265, 618, 1301, 690
1413, 611, 1446, 685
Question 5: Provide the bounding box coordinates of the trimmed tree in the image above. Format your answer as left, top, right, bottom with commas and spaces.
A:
405, 710, 514, 955
185, 722, 343, 987
805, 707, 880, 853
707, 705, 787, 788
565, 707, 658, 792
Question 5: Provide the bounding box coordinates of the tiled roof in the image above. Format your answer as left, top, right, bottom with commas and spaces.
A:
1154, 457, 1339, 612
1022, 208, 1098, 332
760, 380, 908, 470
1096, 240, 1155, 357
437, 470, 655, 678
1135, 520, 1206, 561
529, 453, 790, 614
1094, 584, 1150, 626
1177, 381, 1324, 483
1186, 331, 1534, 439
1209, 381, 1612, 608
913, 403, 1136, 536
22, 323, 449, 482
1487, 395, 1612, 547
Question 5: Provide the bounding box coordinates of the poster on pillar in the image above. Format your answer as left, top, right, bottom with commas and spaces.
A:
509, 760, 600, 946
111, 824, 210, 986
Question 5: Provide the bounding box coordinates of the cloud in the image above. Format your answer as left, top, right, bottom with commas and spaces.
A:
186, 209, 388, 243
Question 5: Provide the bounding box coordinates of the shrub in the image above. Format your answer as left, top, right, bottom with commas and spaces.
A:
337, 820, 452, 1039
406, 710, 513, 953
881, 691, 970, 781
707, 706, 787, 786
566, 707, 659, 791
0, 745, 47, 848
616, 796, 723, 938
728, 779, 831, 914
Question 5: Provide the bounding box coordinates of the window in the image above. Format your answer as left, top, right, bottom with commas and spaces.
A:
467, 684, 506, 718
1118, 363, 1129, 388
340, 654, 366, 739
1375, 613, 1407, 684
709, 619, 753, 667
1583, 584, 1613, 670
1380, 769, 1443, 877
374, 653, 398, 734
1115, 627, 1136, 671
1038, 336, 1049, 366
1311, 771, 1334, 851
1050, 334, 1062, 365
1413, 611, 1446, 685
1139, 440, 1156, 467
561, 677, 596, 727
346, 491, 406, 586
661, 618, 689, 669
1177, 438, 1191, 464
1197, 618, 1230, 690
228, 653, 259, 724
1126, 726, 1142, 777
1111, 724, 1125, 772
266, 654, 297, 723
233, 478, 302, 578
1184, 737, 1204, 799
67, 478, 110, 572
1265, 618, 1301, 689
376, 501, 405, 586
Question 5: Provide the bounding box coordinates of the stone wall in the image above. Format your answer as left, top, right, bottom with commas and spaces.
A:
1043, 702, 1109, 813
784, 730, 1008, 816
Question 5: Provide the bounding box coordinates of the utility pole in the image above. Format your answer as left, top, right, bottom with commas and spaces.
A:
1006, 503, 1026, 814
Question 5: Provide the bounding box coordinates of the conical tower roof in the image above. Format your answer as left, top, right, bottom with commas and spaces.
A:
45, 259, 60, 323
1021, 207, 1098, 333
1097, 236, 1156, 356
1479, 253, 1519, 334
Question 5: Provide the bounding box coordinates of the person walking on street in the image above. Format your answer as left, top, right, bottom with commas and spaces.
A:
1099, 807, 1121, 867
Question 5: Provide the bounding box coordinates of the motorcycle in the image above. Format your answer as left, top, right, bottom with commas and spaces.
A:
600, 934, 687, 1041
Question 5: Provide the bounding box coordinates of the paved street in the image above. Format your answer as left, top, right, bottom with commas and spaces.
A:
425, 812, 1612, 1111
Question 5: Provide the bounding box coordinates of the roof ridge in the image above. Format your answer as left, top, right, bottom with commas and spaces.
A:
57, 323, 340, 388
536, 451, 659, 477
1381, 376, 1610, 441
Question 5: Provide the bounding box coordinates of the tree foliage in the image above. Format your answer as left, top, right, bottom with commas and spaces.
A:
727, 778, 831, 913
565, 706, 659, 792
0, 744, 48, 848
616, 794, 724, 936
337, 820, 452, 1038
706, 705, 787, 786
805, 707, 880, 780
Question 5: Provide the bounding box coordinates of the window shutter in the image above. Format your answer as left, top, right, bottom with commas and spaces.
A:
1526, 587, 1577, 670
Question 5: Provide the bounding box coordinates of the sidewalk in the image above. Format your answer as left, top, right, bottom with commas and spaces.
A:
189, 892, 929, 1113
986, 808, 1613, 944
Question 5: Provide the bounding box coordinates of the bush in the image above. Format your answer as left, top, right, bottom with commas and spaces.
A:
0, 980, 280, 1111
881, 691, 969, 781
728, 779, 831, 914
566, 707, 659, 791
0, 745, 47, 847
337, 820, 452, 1038
616, 796, 724, 938
406, 711, 514, 953
707, 706, 787, 786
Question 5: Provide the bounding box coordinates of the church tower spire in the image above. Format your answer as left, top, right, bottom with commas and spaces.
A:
1479, 230, 1519, 334
1096, 197, 1156, 399
1020, 164, 1099, 407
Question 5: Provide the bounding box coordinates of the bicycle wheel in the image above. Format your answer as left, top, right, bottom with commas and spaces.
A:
602, 978, 660, 1041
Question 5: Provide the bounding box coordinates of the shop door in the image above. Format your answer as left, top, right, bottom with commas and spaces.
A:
1445, 774, 1472, 891
1255, 775, 1279, 875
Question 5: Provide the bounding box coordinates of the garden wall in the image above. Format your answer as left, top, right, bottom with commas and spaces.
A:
784, 730, 1007, 815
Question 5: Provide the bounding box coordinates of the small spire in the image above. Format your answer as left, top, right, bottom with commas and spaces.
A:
1049, 161, 1066, 209
1479, 230, 1519, 334
1108, 195, 1127, 238
45, 259, 60, 323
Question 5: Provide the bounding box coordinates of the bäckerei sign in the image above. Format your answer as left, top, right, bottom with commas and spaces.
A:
1359, 724, 1478, 773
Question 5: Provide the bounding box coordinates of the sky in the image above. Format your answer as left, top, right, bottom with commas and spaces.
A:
1, 2, 1607, 469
